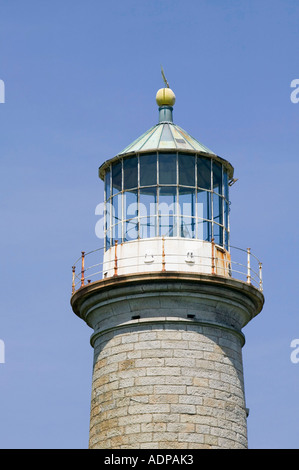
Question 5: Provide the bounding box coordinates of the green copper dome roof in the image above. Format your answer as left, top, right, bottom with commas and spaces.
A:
99, 85, 234, 180
117, 86, 216, 156
118, 121, 216, 156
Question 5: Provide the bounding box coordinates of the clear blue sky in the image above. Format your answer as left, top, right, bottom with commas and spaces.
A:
0, 0, 298, 449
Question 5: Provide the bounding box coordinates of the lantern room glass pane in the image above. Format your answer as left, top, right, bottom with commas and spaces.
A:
112, 223, 122, 244
179, 187, 195, 218
213, 161, 222, 195
140, 216, 156, 238
139, 187, 157, 219
158, 186, 177, 213
159, 153, 177, 184
105, 230, 111, 250
213, 223, 223, 246
179, 217, 196, 238
124, 190, 138, 242
179, 154, 195, 186
124, 191, 138, 221
158, 186, 177, 237
112, 161, 122, 195
140, 153, 157, 186
124, 218, 138, 241
105, 168, 111, 200
213, 193, 223, 225
105, 200, 111, 231
197, 189, 211, 221
197, 220, 212, 241
160, 214, 176, 237
197, 157, 211, 190
123, 157, 138, 190
112, 193, 122, 226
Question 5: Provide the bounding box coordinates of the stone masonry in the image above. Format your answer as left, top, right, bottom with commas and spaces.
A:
71, 273, 264, 449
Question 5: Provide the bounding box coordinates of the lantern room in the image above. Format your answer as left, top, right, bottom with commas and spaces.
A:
98, 86, 234, 278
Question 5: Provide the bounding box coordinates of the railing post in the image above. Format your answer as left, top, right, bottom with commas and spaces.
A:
72, 266, 76, 294
211, 238, 215, 274
162, 237, 166, 272
81, 251, 85, 287
259, 262, 263, 291
247, 248, 251, 284
113, 240, 118, 277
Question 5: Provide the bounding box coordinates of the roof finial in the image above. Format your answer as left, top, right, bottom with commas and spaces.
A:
161, 65, 169, 88
156, 66, 176, 110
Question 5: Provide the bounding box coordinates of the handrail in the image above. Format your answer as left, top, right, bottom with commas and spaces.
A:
71, 240, 263, 294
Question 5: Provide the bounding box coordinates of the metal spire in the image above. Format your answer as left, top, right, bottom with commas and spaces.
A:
161, 65, 169, 88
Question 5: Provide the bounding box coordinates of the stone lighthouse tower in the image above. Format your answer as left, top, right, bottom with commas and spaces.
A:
71, 80, 264, 449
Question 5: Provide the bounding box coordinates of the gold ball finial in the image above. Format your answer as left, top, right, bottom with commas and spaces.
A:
156, 87, 176, 107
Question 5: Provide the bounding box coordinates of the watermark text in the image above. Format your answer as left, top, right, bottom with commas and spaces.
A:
95, 201, 205, 240
290, 339, 299, 364
0, 339, 5, 364
0, 79, 5, 103
290, 79, 299, 104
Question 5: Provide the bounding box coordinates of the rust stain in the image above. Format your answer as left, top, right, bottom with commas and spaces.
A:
162, 237, 166, 272
114, 240, 118, 277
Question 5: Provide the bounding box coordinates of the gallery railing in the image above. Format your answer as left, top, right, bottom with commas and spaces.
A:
71, 239, 263, 294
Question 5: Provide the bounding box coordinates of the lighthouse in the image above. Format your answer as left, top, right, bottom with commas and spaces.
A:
71, 79, 264, 449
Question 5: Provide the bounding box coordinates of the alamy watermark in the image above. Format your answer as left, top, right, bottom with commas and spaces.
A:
94, 200, 207, 240
95, 202, 105, 239
0, 79, 5, 103
290, 79, 299, 104
290, 339, 299, 364
0, 339, 5, 364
